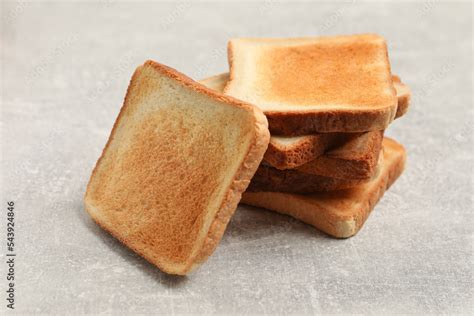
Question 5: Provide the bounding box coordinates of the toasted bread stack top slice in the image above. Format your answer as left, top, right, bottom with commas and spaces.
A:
85, 61, 269, 275
242, 137, 406, 238
201, 73, 410, 122
225, 34, 398, 134
200, 72, 410, 170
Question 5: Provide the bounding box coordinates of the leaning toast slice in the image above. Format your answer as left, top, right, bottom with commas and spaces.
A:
241, 137, 406, 238
85, 60, 270, 275
225, 34, 397, 135
200, 72, 410, 170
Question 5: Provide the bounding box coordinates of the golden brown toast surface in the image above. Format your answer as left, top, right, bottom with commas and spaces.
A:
241, 137, 406, 238
224, 34, 397, 134
85, 61, 270, 275
256, 37, 393, 108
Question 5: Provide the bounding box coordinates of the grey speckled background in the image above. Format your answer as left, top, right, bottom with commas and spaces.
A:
1, 1, 472, 314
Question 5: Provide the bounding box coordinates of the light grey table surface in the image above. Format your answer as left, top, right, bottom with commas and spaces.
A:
1, 1, 472, 314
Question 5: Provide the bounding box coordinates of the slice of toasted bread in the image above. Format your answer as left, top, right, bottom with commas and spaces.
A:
224, 34, 397, 135
241, 137, 406, 238
247, 164, 373, 194
248, 149, 383, 194
198, 72, 229, 93
264, 133, 345, 170
199, 73, 410, 122
84, 60, 270, 275
200, 72, 410, 170
392, 75, 411, 118
296, 130, 384, 180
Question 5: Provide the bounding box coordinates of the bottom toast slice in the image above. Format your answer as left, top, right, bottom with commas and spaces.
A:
241, 137, 406, 238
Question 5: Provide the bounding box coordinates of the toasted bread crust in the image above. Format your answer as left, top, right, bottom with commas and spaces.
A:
265, 107, 394, 135
225, 34, 398, 135
394, 81, 411, 118
85, 60, 270, 275
241, 138, 406, 238
296, 130, 384, 179
263, 133, 344, 170
248, 164, 371, 194
265, 77, 411, 136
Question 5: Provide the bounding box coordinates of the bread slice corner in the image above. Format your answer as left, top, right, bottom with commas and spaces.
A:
85, 60, 270, 275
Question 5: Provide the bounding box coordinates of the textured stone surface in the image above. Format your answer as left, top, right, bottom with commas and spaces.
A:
1, 1, 472, 314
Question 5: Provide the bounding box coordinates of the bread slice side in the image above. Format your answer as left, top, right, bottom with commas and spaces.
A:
225, 34, 398, 134
241, 137, 406, 238
247, 163, 374, 194
200, 72, 410, 170
198, 72, 229, 93
85, 60, 269, 275
392, 76, 411, 118
296, 130, 384, 179
248, 146, 383, 194
264, 133, 344, 170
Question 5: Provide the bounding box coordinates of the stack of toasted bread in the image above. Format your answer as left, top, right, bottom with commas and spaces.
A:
201, 34, 409, 239
85, 34, 409, 275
